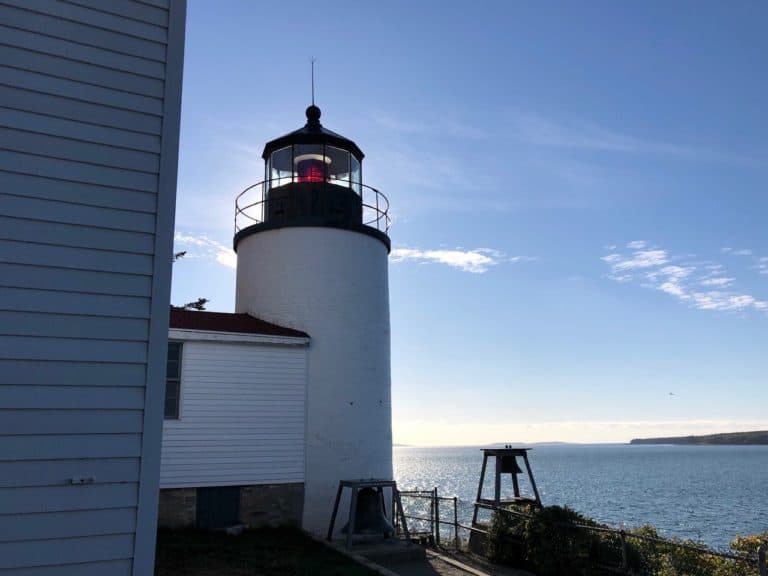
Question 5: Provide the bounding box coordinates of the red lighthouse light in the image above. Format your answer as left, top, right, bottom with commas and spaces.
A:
295, 154, 328, 183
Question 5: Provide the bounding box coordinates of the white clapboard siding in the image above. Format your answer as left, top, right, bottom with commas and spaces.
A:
0, 534, 135, 570
0, 3, 167, 60
0, 217, 156, 254
0, 263, 152, 297
0, 107, 161, 153
0, 460, 140, 488
0, 194, 156, 232
0, 173, 158, 212
0, 508, 137, 541
0, 286, 151, 317
0, 25, 166, 78
161, 339, 308, 488
0, 0, 185, 574
0, 560, 132, 576
0, 81, 163, 131
0, 311, 149, 340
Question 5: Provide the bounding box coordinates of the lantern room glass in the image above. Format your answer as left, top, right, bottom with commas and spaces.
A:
351, 155, 361, 194
267, 146, 292, 191
325, 146, 351, 186
266, 145, 361, 192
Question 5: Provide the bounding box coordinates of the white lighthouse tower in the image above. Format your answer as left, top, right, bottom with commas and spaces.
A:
233, 105, 393, 533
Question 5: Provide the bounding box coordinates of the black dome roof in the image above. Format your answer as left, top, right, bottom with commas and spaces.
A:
261, 106, 364, 161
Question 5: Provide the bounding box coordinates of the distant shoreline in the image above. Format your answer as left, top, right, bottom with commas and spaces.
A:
630, 430, 768, 445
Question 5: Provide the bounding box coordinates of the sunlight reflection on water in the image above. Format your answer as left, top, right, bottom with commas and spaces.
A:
394, 444, 768, 549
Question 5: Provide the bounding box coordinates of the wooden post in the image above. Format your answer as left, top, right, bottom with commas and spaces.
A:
453, 496, 459, 544
758, 543, 767, 576
522, 452, 542, 506
394, 489, 411, 542
511, 464, 520, 498
429, 492, 434, 542
494, 455, 501, 504
620, 530, 628, 572
326, 482, 344, 541
434, 487, 440, 546
472, 453, 488, 524
392, 490, 398, 535
345, 487, 358, 548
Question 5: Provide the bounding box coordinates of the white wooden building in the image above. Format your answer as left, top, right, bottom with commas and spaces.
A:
0, 1, 186, 574
158, 310, 310, 529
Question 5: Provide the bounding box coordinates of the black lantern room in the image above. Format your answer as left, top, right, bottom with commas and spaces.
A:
234, 106, 390, 252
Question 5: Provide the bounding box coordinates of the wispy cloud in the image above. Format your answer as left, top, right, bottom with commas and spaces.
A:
391, 247, 529, 273
602, 241, 767, 315
174, 232, 237, 269
700, 277, 734, 287
755, 257, 768, 276
601, 243, 668, 282
372, 115, 428, 135
508, 110, 764, 166
510, 112, 668, 153
721, 247, 753, 256
372, 113, 487, 140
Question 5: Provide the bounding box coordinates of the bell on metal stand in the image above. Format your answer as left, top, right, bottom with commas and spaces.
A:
327, 480, 410, 548
500, 454, 523, 475
341, 487, 395, 537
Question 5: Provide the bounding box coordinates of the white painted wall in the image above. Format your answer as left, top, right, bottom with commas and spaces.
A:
235, 227, 393, 534
0, 1, 185, 574
160, 334, 309, 488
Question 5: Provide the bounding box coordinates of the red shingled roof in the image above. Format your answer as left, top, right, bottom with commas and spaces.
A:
169, 309, 308, 338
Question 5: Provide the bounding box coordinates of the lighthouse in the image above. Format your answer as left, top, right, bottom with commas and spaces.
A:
233, 105, 393, 533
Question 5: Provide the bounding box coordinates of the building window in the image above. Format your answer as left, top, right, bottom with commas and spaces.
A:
165, 341, 182, 419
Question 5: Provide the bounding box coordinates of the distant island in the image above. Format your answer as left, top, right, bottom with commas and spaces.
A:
630, 430, 768, 445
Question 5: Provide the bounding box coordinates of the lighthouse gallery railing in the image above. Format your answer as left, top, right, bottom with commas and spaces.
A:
235, 179, 391, 235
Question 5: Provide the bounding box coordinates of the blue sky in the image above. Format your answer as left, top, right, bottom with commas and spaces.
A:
172, 0, 768, 444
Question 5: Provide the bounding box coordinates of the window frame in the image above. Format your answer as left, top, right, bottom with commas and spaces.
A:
164, 340, 183, 420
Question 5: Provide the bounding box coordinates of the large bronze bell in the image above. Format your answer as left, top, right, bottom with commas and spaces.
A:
341, 487, 395, 536
500, 455, 523, 474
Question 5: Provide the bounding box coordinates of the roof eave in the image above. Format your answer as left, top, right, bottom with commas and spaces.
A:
261, 130, 364, 161
168, 327, 310, 347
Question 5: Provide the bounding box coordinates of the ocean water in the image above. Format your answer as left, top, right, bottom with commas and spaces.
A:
393, 444, 768, 550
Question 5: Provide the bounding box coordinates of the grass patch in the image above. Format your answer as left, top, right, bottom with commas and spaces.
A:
155, 526, 380, 576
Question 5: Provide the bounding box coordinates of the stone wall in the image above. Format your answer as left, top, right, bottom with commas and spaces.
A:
158, 488, 196, 528
240, 483, 304, 528
157, 483, 304, 529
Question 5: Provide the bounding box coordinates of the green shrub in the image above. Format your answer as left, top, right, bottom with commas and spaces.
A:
730, 532, 768, 557
484, 506, 764, 576
522, 505, 600, 575
655, 538, 725, 576
486, 509, 525, 565
626, 525, 669, 574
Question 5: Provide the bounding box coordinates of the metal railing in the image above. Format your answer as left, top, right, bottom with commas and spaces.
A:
234, 178, 390, 235
396, 488, 475, 546
396, 488, 768, 575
